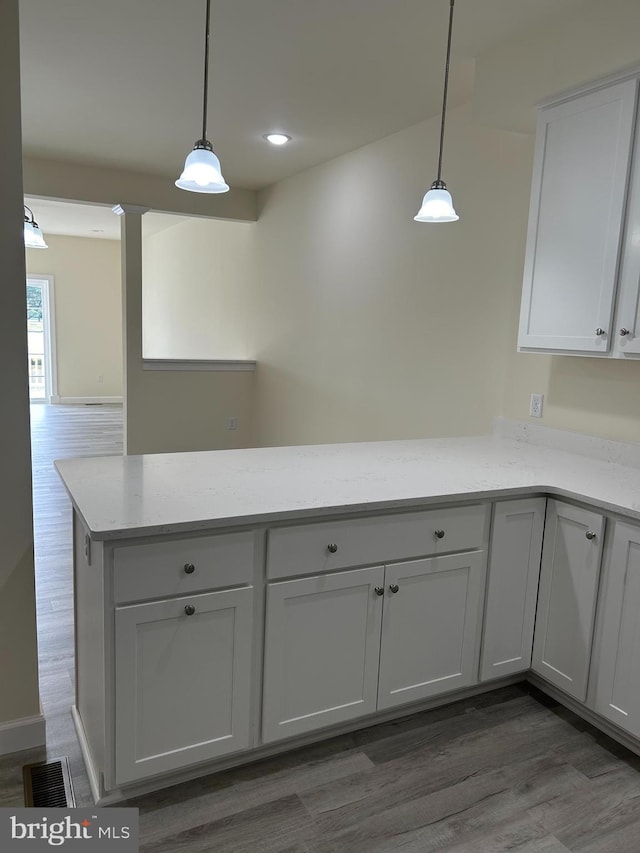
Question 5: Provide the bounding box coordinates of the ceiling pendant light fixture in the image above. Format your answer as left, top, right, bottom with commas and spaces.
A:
23, 205, 48, 249
176, 0, 229, 193
415, 0, 459, 223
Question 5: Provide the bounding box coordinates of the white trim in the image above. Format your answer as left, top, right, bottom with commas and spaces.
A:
142, 359, 256, 372
26, 274, 58, 403
0, 713, 46, 755
55, 397, 123, 405
112, 204, 149, 217
538, 62, 640, 109
72, 705, 103, 804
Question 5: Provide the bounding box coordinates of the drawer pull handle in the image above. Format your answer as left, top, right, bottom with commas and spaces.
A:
620, 328, 630, 336
389, 584, 399, 594
184, 563, 196, 574
327, 543, 338, 554
434, 529, 445, 539
585, 530, 597, 541
595, 328, 606, 337
184, 604, 196, 616
374, 586, 384, 596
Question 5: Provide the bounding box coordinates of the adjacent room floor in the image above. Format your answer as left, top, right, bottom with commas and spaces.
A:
1, 404, 640, 852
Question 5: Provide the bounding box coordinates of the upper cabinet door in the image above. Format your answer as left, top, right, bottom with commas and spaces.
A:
519, 78, 638, 354
614, 102, 640, 357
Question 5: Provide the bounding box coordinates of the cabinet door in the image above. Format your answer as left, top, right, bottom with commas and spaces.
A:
262, 566, 384, 743
613, 99, 640, 357
592, 521, 640, 736
532, 501, 604, 700
114, 587, 253, 785
518, 78, 638, 354
480, 498, 546, 681
377, 552, 485, 711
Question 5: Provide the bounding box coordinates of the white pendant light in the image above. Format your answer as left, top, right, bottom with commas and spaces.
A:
415, 0, 459, 223
176, 0, 229, 193
23, 205, 48, 249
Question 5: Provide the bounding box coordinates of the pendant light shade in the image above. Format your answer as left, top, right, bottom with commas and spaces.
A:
414, 182, 458, 223
176, 142, 229, 193
24, 205, 48, 249
176, 0, 229, 194
415, 0, 459, 223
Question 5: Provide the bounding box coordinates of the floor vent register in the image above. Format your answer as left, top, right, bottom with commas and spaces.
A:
23, 756, 76, 808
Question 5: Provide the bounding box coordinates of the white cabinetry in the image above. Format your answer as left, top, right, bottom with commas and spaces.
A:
518, 76, 639, 356
262, 566, 385, 743
377, 553, 484, 710
592, 520, 640, 736
480, 498, 546, 681
532, 500, 604, 701
262, 506, 488, 743
115, 587, 253, 784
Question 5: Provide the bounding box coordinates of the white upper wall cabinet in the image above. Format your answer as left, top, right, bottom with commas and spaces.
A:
518, 75, 639, 356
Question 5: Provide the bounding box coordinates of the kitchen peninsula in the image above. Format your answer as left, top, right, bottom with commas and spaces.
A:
56, 420, 640, 804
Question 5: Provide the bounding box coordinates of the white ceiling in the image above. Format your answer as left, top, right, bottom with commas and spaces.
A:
19, 0, 589, 191
24, 197, 188, 242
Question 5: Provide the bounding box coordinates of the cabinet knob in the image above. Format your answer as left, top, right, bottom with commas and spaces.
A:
184, 562, 195, 574
434, 529, 445, 539
374, 586, 384, 596
585, 530, 597, 541
327, 543, 338, 554
389, 584, 399, 594
595, 328, 606, 337
619, 328, 630, 336
184, 604, 196, 616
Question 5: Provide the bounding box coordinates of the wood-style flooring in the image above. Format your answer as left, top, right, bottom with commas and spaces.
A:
2, 403, 640, 852
0, 403, 123, 807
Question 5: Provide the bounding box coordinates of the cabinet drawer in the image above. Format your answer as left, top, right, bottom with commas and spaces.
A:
113, 532, 254, 604
267, 504, 487, 580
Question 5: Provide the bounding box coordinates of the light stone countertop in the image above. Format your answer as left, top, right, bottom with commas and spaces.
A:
55, 420, 640, 541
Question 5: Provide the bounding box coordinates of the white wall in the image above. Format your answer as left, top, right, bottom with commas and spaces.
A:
122, 215, 256, 454
27, 234, 122, 399
481, 0, 640, 443
143, 217, 254, 359
248, 105, 533, 447
0, 0, 41, 734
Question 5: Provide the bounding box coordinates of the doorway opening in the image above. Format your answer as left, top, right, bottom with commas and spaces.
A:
26, 275, 57, 402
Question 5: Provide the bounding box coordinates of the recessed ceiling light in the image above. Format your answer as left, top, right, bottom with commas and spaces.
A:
264, 133, 291, 146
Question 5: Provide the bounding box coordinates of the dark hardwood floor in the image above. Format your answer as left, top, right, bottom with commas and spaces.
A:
2, 403, 640, 852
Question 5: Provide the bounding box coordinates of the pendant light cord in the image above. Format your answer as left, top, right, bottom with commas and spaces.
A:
436, 0, 455, 184
201, 0, 211, 143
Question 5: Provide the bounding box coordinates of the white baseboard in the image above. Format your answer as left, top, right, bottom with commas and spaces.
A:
71, 705, 102, 804
55, 397, 123, 405
0, 713, 46, 756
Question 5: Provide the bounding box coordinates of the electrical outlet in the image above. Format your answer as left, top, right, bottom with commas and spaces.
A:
227, 417, 238, 431
98, 374, 104, 383
529, 393, 544, 418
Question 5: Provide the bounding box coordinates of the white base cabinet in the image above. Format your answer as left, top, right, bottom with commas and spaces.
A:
261, 566, 385, 743
70, 492, 640, 803
377, 553, 485, 709
480, 498, 546, 681
592, 521, 640, 737
114, 587, 253, 785
532, 500, 604, 701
